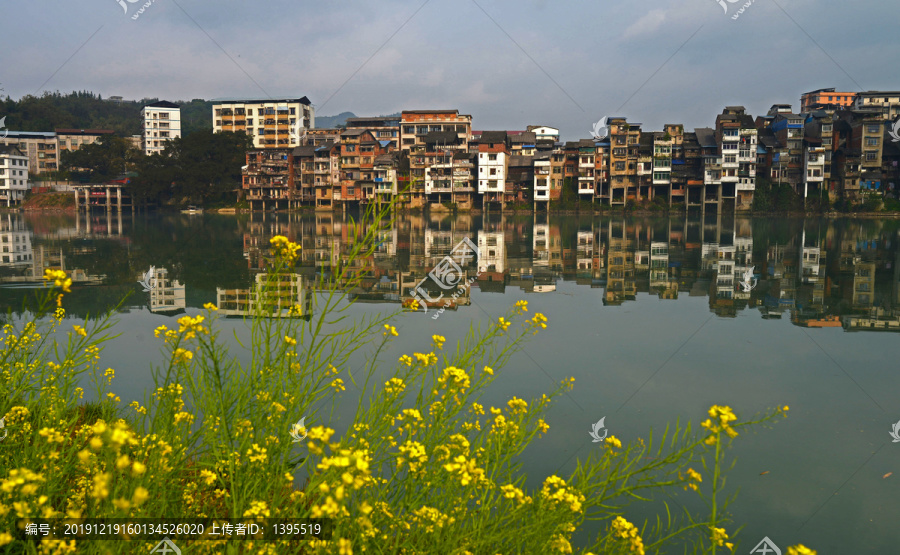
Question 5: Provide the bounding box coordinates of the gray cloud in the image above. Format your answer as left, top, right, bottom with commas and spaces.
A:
2, 0, 898, 140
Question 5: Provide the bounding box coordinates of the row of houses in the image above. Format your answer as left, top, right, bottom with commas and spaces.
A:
237, 89, 900, 212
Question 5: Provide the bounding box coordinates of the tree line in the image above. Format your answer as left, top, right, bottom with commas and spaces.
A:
61, 130, 252, 207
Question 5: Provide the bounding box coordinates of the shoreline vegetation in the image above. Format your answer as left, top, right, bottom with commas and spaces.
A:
0, 202, 820, 554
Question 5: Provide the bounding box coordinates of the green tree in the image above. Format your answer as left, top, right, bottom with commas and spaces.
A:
130, 130, 251, 206
60, 135, 141, 183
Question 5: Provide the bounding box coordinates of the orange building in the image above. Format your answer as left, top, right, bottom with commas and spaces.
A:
800, 88, 856, 112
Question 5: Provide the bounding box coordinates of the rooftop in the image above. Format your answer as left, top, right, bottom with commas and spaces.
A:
212, 96, 312, 105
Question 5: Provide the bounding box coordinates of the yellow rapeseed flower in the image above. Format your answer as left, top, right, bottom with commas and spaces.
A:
72, 325, 87, 337
203, 302, 218, 311
497, 317, 511, 331
383, 324, 398, 337
432, 334, 445, 350
786, 546, 817, 555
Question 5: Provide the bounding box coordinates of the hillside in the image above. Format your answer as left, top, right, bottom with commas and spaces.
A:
0, 92, 214, 136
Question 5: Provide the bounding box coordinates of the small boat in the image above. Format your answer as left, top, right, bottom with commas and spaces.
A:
181, 205, 203, 214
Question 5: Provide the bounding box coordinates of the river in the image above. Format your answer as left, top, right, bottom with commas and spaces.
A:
1, 209, 898, 552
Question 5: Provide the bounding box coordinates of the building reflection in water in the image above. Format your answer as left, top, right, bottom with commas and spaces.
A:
216, 273, 311, 319
2, 210, 899, 333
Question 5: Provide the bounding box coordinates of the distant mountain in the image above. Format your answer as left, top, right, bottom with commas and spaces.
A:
315, 112, 356, 129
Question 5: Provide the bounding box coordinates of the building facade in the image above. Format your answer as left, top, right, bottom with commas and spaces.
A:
213, 97, 314, 149
141, 101, 182, 155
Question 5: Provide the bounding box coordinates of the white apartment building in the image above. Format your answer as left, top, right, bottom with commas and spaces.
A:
533, 156, 551, 201
212, 97, 314, 149
477, 148, 506, 194
803, 146, 826, 198
142, 101, 182, 155
0, 146, 30, 207
526, 125, 560, 141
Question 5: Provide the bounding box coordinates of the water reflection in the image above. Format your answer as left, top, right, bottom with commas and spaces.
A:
1, 211, 898, 332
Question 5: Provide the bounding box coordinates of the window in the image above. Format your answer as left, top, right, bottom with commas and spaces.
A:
489, 168, 496, 175
488, 154, 497, 161
865, 151, 878, 161
867, 124, 880, 134
866, 137, 879, 146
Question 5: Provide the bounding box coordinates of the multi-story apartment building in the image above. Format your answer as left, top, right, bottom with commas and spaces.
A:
770, 112, 804, 195
607, 117, 641, 205
213, 97, 314, 149
853, 91, 900, 121
399, 110, 471, 152
715, 107, 758, 209
345, 116, 400, 149
801, 88, 856, 112
533, 154, 551, 206
576, 139, 596, 198
56, 129, 116, 155
0, 146, 30, 207
803, 145, 826, 199
652, 124, 682, 203
342, 129, 395, 208
0, 132, 58, 174
141, 101, 181, 155
242, 149, 292, 211
834, 110, 885, 195
476, 131, 508, 207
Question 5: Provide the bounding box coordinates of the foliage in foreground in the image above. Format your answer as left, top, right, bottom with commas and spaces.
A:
0, 220, 817, 554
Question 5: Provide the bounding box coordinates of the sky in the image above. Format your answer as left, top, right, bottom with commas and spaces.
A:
1, 0, 898, 141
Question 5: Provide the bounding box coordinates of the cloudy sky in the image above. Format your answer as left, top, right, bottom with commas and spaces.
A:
2, 0, 898, 140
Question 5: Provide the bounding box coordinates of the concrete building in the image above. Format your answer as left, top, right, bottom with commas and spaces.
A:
476, 131, 508, 207
853, 91, 900, 121
56, 129, 116, 155
0, 131, 58, 174
0, 145, 30, 206
141, 101, 181, 155
213, 97, 314, 149
801, 88, 856, 112
345, 116, 400, 149
400, 110, 471, 152
526, 125, 560, 141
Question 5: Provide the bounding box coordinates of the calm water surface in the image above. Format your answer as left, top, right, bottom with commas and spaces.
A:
1, 210, 899, 553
